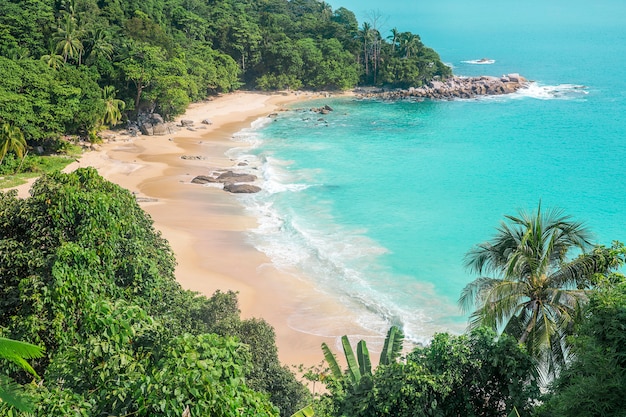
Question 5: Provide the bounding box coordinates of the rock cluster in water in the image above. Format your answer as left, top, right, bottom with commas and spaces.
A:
358, 74, 528, 100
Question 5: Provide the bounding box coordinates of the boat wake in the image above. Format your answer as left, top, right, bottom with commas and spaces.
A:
462, 58, 495, 64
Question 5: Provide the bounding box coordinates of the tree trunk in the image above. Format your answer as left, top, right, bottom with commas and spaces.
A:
519, 302, 539, 344
16, 149, 28, 173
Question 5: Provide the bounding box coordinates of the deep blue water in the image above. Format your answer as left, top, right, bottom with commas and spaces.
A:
229, 2, 626, 343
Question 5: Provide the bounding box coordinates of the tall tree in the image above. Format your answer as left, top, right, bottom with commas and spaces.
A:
388, 27, 400, 52
84, 27, 114, 63
118, 42, 166, 111
55, 13, 84, 64
40, 41, 64, 69
399, 32, 422, 58
459, 204, 618, 375
100, 85, 125, 127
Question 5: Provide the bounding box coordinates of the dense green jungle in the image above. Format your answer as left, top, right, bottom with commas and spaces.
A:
1, 0, 626, 416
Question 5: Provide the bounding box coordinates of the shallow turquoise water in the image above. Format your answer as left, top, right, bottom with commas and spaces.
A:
230, 2, 626, 342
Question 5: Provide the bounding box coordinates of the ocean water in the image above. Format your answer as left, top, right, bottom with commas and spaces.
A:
227, 2, 626, 344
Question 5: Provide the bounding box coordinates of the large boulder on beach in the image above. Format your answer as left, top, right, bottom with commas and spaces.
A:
139, 124, 153, 136
191, 175, 217, 184
216, 171, 258, 183
151, 113, 164, 124
180, 119, 194, 127
152, 123, 170, 135
223, 183, 261, 193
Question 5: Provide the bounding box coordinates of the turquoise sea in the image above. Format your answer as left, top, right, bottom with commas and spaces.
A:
230, 1, 626, 343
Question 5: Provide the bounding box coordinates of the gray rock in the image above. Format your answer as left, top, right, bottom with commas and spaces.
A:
201, 119, 213, 125
191, 175, 217, 184
152, 123, 169, 135
180, 119, 194, 127
223, 183, 261, 193
216, 171, 257, 183
139, 124, 154, 136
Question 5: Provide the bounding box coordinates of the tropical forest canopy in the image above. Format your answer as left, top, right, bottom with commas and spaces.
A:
0, 0, 451, 144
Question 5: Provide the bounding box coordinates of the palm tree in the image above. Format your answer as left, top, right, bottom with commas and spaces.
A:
85, 27, 113, 63
41, 40, 64, 69
399, 32, 422, 59
0, 123, 27, 166
387, 28, 400, 52
0, 336, 44, 412
459, 204, 613, 375
358, 22, 372, 76
100, 85, 126, 127
55, 13, 84, 64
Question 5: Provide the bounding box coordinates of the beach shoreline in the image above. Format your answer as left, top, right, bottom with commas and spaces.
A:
7, 90, 375, 367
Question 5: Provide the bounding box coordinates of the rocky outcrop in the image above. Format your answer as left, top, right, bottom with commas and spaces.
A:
311, 104, 334, 114
359, 74, 529, 100
134, 112, 177, 136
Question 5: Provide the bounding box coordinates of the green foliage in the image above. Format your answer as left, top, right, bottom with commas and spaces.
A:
0, 169, 307, 415
459, 204, 622, 376
538, 282, 626, 417
0, 123, 26, 165
291, 404, 315, 417
323, 328, 539, 417
0, 56, 104, 141
379, 325, 404, 366
199, 290, 311, 416
321, 342, 342, 380
319, 325, 405, 416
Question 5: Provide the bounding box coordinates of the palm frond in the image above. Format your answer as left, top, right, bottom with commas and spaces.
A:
0, 337, 44, 378
0, 374, 34, 412
466, 280, 529, 332
459, 277, 501, 313
551, 248, 616, 288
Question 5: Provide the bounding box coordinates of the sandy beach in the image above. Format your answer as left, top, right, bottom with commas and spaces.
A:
7, 91, 376, 368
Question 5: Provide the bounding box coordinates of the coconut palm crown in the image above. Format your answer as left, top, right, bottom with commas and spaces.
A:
459, 204, 608, 375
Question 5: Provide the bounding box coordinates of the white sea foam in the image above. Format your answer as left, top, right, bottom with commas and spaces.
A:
461, 58, 495, 64
514, 82, 589, 100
